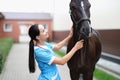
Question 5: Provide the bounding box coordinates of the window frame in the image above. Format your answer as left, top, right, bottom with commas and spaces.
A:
3, 23, 12, 32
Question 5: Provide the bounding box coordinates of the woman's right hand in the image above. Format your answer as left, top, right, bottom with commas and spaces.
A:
74, 39, 84, 51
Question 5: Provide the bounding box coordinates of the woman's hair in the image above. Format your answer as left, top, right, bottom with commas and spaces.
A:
28, 24, 40, 73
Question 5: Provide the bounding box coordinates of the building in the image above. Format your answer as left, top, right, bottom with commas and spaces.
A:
0, 12, 53, 43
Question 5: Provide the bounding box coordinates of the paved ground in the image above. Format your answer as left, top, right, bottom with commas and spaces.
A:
0, 43, 71, 80
0, 44, 38, 80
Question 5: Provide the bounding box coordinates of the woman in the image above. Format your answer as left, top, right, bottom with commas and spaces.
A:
28, 24, 84, 80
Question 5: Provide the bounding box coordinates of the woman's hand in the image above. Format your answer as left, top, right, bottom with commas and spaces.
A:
74, 39, 84, 51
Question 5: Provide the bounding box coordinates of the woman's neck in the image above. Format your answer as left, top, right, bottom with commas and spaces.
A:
36, 41, 45, 46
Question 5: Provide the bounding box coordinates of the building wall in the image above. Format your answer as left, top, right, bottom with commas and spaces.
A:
0, 19, 52, 42
0, 20, 4, 37
53, 30, 69, 42
53, 29, 120, 57
90, 0, 120, 30
0, 20, 20, 42
53, 0, 72, 31
98, 29, 120, 57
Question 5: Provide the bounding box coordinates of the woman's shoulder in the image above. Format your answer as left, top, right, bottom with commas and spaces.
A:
45, 42, 53, 49
45, 42, 51, 45
34, 46, 46, 52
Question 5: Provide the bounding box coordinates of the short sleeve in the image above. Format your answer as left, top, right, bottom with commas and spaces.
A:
45, 42, 54, 49
34, 48, 55, 65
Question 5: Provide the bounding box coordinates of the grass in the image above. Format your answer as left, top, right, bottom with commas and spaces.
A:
0, 37, 13, 73
54, 50, 119, 80
94, 68, 119, 80
54, 50, 65, 57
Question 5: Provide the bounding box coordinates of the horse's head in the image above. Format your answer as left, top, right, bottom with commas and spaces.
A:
69, 0, 91, 40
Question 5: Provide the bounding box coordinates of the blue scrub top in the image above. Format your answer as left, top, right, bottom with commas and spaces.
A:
34, 42, 61, 80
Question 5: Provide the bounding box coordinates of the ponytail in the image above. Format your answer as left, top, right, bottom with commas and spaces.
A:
28, 24, 39, 73
29, 39, 35, 73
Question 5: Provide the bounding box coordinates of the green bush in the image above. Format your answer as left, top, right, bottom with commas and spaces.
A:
0, 37, 13, 73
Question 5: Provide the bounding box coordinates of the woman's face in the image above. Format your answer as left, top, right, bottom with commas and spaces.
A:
37, 25, 49, 41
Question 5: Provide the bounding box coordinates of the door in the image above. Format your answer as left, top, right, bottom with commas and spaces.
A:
19, 24, 30, 43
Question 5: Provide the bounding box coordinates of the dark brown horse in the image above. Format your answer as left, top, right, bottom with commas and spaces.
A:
67, 0, 102, 80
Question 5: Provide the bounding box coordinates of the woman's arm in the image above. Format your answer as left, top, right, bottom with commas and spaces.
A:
52, 40, 84, 65
53, 28, 73, 50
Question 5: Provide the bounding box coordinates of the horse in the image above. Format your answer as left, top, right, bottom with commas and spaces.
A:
66, 0, 102, 80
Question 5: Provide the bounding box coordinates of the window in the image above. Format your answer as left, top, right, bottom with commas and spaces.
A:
3, 23, 12, 32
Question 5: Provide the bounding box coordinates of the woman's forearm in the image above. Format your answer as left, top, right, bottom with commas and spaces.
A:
60, 47, 77, 65
53, 40, 83, 65
53, 46, 77, 65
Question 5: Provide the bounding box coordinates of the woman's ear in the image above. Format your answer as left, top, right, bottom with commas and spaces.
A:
36, 35, 40, 41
